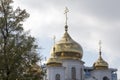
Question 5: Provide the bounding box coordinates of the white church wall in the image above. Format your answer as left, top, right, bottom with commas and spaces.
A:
62, 59, 84, 80
47, 66, 65, 80
91, 69, 112, 80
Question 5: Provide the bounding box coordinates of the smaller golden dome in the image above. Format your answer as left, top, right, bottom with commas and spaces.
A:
94, 55, 108, 70
46, 57, 62, 67
30, 64, 42, 75
93, 41, 108, 70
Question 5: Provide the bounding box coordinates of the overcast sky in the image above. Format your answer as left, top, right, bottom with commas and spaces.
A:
14, 0, 120, 78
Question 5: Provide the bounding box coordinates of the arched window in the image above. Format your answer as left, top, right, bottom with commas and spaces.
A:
71, 67, 76, 80
103, 76, 109, 80
55, 74, 60, 80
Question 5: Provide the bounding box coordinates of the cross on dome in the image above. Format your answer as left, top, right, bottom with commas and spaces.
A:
64, 7, 69, 25
64, 7, 69, 32
99, 40, 102, 56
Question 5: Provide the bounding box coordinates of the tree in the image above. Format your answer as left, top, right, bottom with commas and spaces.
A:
0, 0, 44, 80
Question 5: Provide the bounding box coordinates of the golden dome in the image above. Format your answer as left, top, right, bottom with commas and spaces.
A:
30, 64, 42, 74
51, 25, 83, 60
94, 55, 108, 70
46, 57, 62, 67
93, 41, 108, 70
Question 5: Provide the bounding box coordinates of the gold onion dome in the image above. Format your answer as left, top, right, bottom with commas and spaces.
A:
94, 55, 108, 70
46, 57, 62, 67
30, 64, 42, 74
93, 41, 108, 69
51, 25, 83, 60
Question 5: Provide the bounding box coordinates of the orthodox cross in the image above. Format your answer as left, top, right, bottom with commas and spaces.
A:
53, 35, 56, 57
53, 35, 56, 45
64, 7, 69, 25
99, 40, 102, 56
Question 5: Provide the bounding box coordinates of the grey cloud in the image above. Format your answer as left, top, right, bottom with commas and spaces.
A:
15, 0, 120, 78
18, 0, 120, 20
63, 0, 119, 23
78, 0, 120, 20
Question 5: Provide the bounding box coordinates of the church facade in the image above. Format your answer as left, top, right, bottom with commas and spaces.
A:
45, 10, 117, 80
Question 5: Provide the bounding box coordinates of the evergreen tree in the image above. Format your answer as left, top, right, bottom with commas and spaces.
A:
0, 0, 43, 80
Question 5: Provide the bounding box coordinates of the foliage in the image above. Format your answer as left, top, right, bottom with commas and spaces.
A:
0, 0, 44, 80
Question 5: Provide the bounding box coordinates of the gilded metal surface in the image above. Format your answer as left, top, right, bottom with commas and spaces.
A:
51, 31, 83, 59
31, 64, 41, 73
46, 57, 62, 66
93, 40, 108, 70
94, 56, 108, 69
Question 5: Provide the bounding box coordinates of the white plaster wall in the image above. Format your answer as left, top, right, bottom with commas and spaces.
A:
47, 66, 65, 80
91, 69, 112, 80
62, 59, 84, 80
85, 77, 95, 80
